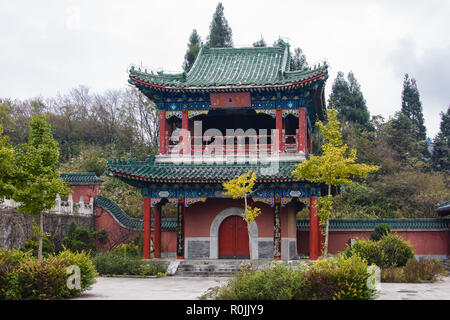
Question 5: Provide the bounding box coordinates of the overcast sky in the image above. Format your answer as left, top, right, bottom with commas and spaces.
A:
1, 0, 449, 138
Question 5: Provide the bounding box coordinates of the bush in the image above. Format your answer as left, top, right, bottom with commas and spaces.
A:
370, 223, 391, 241
344, 238, 384, 267
109, 243, 141, 259
0, 248, 97, 300
57, 249, 98, 293
203, 255, 377, 300
379, 234, 415, 267
301, 254, 377, 300
92, 250, 164, 276
382, 257, 446, 283
205, 263, 304, 300
22, 236, 56, 258
344, 233, 415, 268
62, 222, 107, 253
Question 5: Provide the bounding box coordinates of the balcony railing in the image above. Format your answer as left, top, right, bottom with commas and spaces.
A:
167, 134, 301, 155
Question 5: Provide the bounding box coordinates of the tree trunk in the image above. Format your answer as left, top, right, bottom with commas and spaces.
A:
244, 195, 253, 260
38, 211, 43, 261
323, 181, 332, 258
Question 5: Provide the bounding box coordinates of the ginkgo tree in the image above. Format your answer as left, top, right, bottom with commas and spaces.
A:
292, 108, 379, 258
222, 170, 261, 260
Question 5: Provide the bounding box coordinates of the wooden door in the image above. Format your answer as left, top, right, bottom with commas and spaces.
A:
219, 215, 250, 259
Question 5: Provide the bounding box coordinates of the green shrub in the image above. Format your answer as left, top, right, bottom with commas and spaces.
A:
139, 261, 166, 276
370, 223, 391, 241
344, 238, 384, 267
57, 249, 98, 293
203, 255, 377, 300
23, 236, 56, 258
109, 243, 141, 259
206, 262, 304, 300
0, 248, 97, 300
379, 234, 415, 267
62, 222, 107, 253
382, 257, 445, 283
344, 233, 415, 268
301, 254, 376, 300
92, 251, 163, 276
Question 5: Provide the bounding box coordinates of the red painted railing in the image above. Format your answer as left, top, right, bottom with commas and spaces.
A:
167, 134, 300, 155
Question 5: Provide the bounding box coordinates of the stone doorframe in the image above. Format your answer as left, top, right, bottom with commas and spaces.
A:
209, 207, 259, 259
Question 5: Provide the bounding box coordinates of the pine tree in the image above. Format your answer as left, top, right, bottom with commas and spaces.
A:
290, 47, 308, 70
182, 29, 202, 73
207, 3, 233, 48
328, 71, 372, 131
431, 107, 450, 172
401, 74, 427, 141
253, 36, 266, 47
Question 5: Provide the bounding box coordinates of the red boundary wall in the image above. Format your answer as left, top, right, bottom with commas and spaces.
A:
297, 230, 450, 256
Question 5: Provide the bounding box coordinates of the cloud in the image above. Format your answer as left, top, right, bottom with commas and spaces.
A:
387, 38, 450, 112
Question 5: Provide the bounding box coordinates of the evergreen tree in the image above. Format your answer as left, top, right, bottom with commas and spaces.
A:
431, 107, 450, 172
290, 47, 308, 70
253, 36, 266, 47
401, 74, 427, 141
207, 3, 233, 48
182, 29, 202, 73
328, 71, 372, 131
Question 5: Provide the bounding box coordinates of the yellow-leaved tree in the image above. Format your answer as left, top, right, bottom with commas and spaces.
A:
222, 170, 261, 260
292, 108, 379, 257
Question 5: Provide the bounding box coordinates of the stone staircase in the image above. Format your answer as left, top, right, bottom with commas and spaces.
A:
172, 260, 276, 277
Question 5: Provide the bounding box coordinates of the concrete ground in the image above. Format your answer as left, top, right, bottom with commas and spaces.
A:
74, 276, 450, 300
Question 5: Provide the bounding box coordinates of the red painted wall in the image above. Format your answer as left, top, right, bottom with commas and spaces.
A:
297, 230, 449, 256
94, 206, 177, 254
69, 184, 100, 204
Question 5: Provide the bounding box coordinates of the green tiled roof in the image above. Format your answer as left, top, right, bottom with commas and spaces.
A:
60, 172, 104, 185
436, 201, 450, 216
129, 43, 327, 91
107, 157, 300, 183
94, 195, 177, 231
297, 219, 450, 231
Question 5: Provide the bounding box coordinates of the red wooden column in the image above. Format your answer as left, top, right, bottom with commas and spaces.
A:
143, 198, 152, 259
275, 109, 284, 153
297, 108, 307, 153
159, 111, 167, 155
181, 111, 190, 154
154, 203, 162, 259
309, 197, 320, 260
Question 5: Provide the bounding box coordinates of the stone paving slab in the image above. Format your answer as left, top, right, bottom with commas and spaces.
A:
377, 276, 450, 300
74, 276, 450, 300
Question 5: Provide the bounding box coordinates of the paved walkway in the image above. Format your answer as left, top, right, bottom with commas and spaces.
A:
377, 276, 450, 300
74, 276, 450, 300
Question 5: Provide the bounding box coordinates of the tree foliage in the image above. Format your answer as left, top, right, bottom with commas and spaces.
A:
182, 29, 202, 73
328, 72, 372, 131
207, 3, 233, 48
0, 124, 16, 198
431, 107, 449, 173
292, 109, 379, 256
290, 47, 308, 70
223, 171, 261, 260
401, 74, 427, 141
12, 115, 70, 260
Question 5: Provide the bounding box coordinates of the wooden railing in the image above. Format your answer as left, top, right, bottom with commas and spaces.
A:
167, 134, 300, 155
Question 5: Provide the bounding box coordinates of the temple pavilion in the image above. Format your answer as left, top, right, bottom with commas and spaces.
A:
107, 41, 328, 260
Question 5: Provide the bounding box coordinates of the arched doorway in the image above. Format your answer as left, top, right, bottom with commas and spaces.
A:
218, 215, 250, 259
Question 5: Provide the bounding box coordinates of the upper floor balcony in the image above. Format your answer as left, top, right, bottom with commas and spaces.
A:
157, 108, 313, 161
